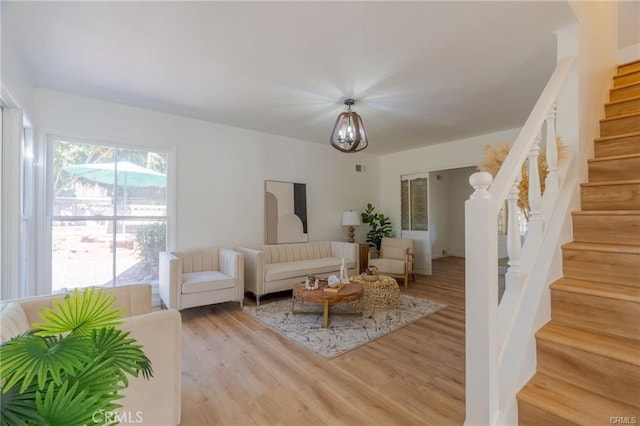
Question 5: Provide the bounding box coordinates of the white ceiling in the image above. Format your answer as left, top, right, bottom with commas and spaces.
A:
2, 1, 578, 155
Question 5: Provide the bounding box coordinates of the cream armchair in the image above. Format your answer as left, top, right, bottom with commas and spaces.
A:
159, 248, 244, 310
368, 237, 415, 288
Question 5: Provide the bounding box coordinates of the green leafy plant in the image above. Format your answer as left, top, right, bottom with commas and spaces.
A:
361, 203, 393, 252
0, 288, 153, 425
135, 223, 166, 277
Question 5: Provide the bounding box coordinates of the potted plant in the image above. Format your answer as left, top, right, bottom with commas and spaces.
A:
0, 288, 152, 425
361, 203, 393, 252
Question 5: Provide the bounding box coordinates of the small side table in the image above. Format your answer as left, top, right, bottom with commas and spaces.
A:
358, 244, 370, 274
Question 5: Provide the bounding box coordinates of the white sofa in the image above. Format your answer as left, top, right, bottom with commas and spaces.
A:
159, 248, 244, 310
0, 284, 181, 426
236, 241, 358, 304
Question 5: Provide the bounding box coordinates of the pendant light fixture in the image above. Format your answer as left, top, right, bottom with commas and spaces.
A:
330, 98, 368, 153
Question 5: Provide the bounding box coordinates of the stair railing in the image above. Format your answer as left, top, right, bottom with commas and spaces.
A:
464, 56, 575, 425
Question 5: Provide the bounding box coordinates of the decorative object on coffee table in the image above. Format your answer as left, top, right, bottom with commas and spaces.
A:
350, 274, 400, 312
292, 281, 363, 328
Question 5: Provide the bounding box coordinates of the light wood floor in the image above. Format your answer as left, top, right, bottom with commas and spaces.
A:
179, 256, 465, 425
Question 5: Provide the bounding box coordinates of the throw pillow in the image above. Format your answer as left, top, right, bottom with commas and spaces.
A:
0, 301, 30, 342
383, 246, 408, 260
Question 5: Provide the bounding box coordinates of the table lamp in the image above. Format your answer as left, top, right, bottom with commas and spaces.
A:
342, 211, 361, 243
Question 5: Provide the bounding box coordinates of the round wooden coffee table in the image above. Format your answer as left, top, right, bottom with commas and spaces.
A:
292, 282, 363, 328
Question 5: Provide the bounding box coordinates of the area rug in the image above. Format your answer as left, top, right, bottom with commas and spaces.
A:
243, 295, 447, 360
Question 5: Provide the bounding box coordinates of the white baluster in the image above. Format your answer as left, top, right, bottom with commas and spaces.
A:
527, 134, 542, 238
545, 104, 559, 193
505, 173, 522, 290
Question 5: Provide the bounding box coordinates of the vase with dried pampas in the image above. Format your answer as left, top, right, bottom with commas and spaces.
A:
476, 137, 568, 218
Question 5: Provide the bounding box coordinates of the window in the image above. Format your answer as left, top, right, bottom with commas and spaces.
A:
50, 139, 168, 292
401, 175, 428, 231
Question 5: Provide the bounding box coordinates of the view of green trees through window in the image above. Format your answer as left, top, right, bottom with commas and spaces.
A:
51, 140, 167, 292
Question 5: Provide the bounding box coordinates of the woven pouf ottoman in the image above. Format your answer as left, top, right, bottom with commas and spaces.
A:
349, 275, 400, 312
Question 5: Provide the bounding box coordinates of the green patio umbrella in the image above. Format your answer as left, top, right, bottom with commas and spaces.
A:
64, 161, 166, 207
64, 161, 166, 188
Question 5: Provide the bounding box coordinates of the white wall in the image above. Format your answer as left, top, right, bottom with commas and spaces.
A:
618, 1, 640, 63
427, 167, 475, 259
428, 171, 450, 259
380, 128, 521, 237
34, 89, 381, 252
1, 15, 35, 118
570, 1, 619, 181
448, 167, 476, 257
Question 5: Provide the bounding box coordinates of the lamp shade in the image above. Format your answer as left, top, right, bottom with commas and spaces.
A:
342, 211, 361, 226
330, 99, 368, 153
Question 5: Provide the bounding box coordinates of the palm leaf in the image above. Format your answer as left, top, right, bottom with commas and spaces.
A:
68, 353, 125, 401
0, 382, 42, 426
92, 327, 153, 382
35, 381, 106, 426
33, 288, 122, 337
0, 334, 89, 392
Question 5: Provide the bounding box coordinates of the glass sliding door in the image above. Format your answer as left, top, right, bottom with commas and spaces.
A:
50, 139, 167, 292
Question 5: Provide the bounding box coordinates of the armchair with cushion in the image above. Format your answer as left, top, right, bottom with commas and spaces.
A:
159, 248, 244, 310
368, 237, 415, 288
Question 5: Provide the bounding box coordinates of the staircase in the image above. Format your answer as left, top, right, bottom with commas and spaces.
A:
517, 59, 640, 424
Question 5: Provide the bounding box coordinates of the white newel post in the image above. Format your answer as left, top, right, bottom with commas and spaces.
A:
505, 173, 522, 291
545, 104, 559, 193
527, 135, 543, 239
465, 172, 499, 426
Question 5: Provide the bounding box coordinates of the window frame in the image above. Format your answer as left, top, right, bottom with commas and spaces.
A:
43, 133, 175, 293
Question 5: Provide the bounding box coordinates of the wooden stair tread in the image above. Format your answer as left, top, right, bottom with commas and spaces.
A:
572, 210, 640, 216
518, 373, 640, 422
588, 153, 640, 163
615, 69, 640, 79
595, 130, 640, 142
536, 321, 640, 365
581, 179, 640, 187
606, 95, 640, 107
612, 81, 640, 91
551, 278, 640, 303
619, 59, 640, 70
562, 241, 640, 254
600, 111, 640, 123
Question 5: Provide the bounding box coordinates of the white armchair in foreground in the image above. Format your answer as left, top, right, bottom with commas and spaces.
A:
159, 248, 244, 310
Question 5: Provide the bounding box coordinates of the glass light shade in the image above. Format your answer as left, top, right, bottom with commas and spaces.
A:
342, 211, 362, 226
330, 104, 368, 153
